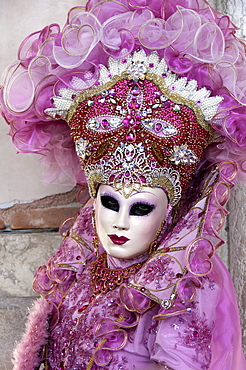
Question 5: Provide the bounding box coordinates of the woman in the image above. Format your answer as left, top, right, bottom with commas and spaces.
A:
1, 0, 245, 369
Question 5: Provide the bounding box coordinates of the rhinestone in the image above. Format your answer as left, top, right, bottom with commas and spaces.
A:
109, 117, 122, 127
87, 118, 100, 130
110, 98, 117, 104
171, 145, 198, 165
126, 144, 135, 152
162, 124, 178, 136
161, 299, 172, 309
173, 104, 180, 111
75, 139, 88, 159
137, 143, 144, 152
152, 103, 160, 109
172, 323, 180, 330
87, 99, 94, 107
142, 119, 154, 129
160, 95, 167, 101
99, 97, 106, 104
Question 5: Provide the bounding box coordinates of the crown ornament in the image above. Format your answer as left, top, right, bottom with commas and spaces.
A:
45, 49, 223, 205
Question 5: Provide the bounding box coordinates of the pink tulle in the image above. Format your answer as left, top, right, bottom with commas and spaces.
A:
1, 0, 246, 186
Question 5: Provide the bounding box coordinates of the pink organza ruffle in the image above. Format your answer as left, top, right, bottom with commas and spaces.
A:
1, 0, 246, 185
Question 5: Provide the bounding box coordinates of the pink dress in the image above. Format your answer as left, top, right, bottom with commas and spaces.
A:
13, 166, 246, 370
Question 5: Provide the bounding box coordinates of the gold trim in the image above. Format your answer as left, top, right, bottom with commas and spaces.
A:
86, 338, 107, 370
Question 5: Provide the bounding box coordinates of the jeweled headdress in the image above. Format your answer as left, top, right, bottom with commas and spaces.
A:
1, 0, 246, 203
44, 49, 222, 204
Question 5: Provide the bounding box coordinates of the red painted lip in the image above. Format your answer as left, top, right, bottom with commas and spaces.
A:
108, 234, 130, 245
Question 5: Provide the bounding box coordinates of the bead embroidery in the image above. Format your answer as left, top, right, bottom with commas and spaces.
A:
90, 252, 145, 295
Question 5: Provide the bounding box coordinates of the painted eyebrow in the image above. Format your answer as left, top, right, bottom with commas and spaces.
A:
129, 191, 158, 198
130, 200, 155, 207
100, 192, 118, 199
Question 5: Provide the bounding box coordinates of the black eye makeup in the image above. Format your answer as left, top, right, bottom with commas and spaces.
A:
101, 195, 119, 212
130, 202, 155, 216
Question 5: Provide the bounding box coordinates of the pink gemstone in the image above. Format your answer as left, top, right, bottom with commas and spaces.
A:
135, 114, 141, 120
132, 90, 140, 96
73, 318, 78, 326
78, 304, 88, 313
176, 273, 183, 278
126, 114, 132, 120
102, 119, 109, 128
155, 123, 162, 131
135, 103, 140, 108
163, 101, 171, 108
126, 131, 136, 142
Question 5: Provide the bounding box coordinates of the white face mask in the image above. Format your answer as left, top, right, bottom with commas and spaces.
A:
94, 184, 168, 259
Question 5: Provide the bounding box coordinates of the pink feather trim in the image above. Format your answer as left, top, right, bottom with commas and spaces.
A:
12, 297, 53, 370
